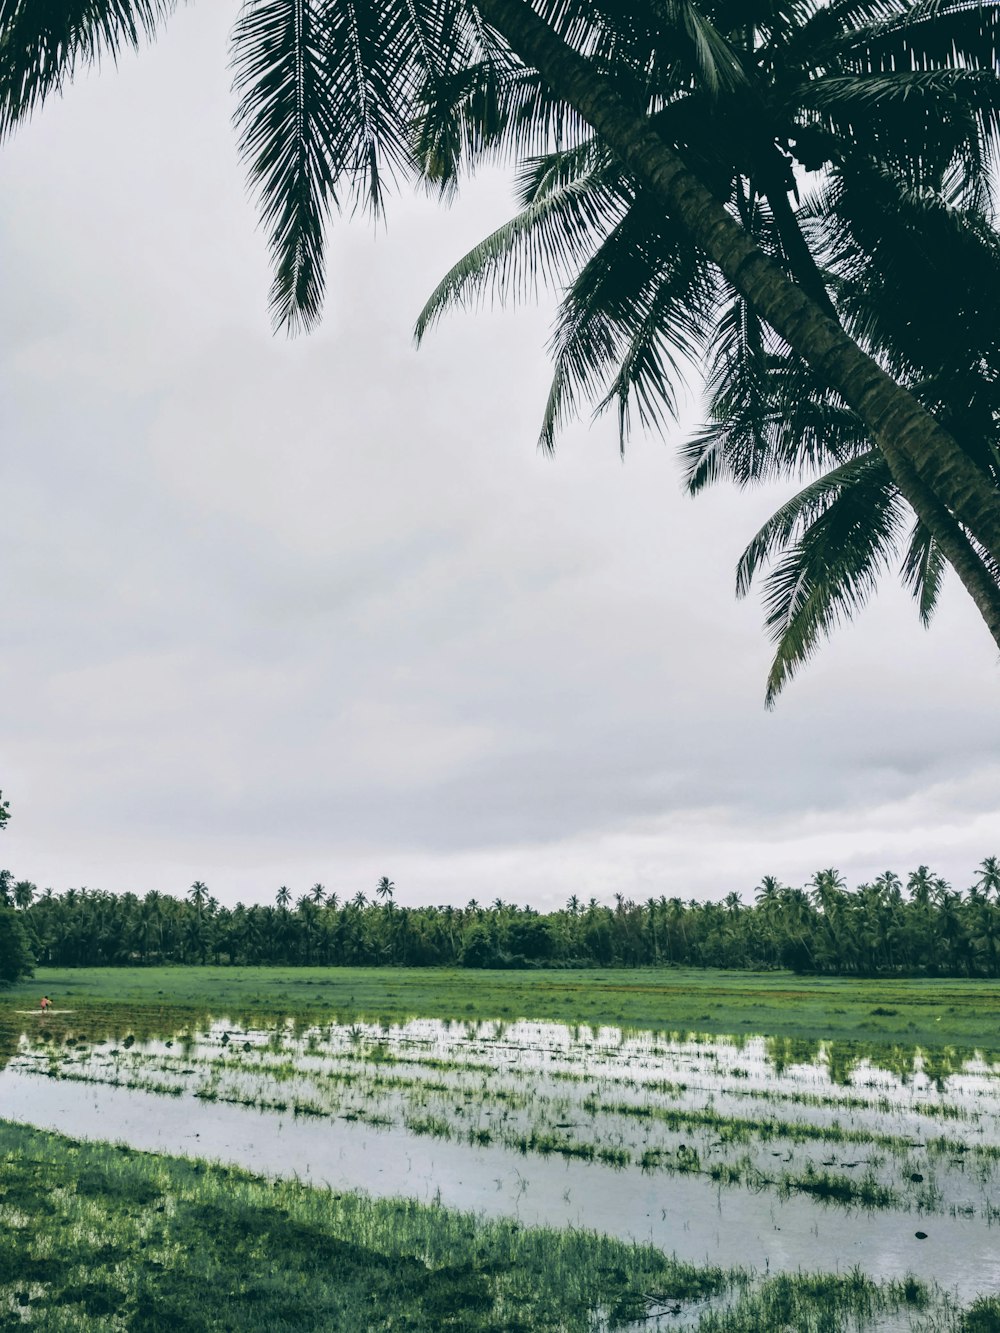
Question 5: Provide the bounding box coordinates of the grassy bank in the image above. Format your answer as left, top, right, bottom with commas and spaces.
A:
8, 965, 1000, 1049
0, 1120, 951, 1331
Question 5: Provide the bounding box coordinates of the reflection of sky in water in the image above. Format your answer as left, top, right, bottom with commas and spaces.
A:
4, 1017, 1000, 1311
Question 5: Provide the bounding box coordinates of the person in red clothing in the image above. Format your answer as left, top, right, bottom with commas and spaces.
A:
39, 996, 51, 1012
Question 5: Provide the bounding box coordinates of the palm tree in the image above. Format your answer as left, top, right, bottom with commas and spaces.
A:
187, 881, 209, 914
415, 2, 1000, 694
183, 881, 211, 962
310, 881, 326, 904
4, 0, 1000, 670
275, 884, 292, 911
12, 880, 35, 910
461, 0, 1000, 599
976, 857, 1000, 898
375, 877, 395, 904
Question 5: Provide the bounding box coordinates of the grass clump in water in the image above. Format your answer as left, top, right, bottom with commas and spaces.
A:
963, 1295, 1000, 1330
695, 1269, 931, 1331
782, 1164, 898, 1210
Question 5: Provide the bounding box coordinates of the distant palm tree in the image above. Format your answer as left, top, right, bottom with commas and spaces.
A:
976, 857, 1000, 899
187, 881, 208, 914
276, 885, 292, 912
375, 877, 395, 904
12, 880, 35, 910
310, 882, 326, 904
184, 882, 212, 963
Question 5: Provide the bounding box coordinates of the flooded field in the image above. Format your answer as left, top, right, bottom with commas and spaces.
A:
4, 1009, 1000, 1326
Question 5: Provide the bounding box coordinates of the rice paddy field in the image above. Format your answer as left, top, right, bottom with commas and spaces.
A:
3, 968, 1000, 1329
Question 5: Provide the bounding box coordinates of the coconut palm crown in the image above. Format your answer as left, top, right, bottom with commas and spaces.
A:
413, 0, 1000, 699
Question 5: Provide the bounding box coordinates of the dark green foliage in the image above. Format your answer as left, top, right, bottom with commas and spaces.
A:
461, 925, 505, 968
0, 905, 33, 985
507, 915, 556, 961
11, 857, 1000, 981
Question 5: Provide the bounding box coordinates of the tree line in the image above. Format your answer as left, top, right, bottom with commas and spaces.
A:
3, 862, 1000, 978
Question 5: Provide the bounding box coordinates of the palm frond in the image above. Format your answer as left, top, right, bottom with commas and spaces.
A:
794, 66, 1000, 189
320, 0, 423, 215
808, 162, 1000, 467
901, 518, 946, 624
233, 0, 447, 331
683, 295, 770, 492
539, 196, 710, 451
736, 450, 888, 595
232, 0, 343, 333
0, 0, 174, 138
414, 140, 623, 341
753, 459, 906, 704
684, 293, 870, 494
837, 0, 1000, 77
649, 0, 749, 95
594, 246, 716, 444
413, 60, 590, 192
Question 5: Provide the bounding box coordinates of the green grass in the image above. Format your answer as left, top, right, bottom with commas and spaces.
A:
7, 964, 1000, 1051
695, 1270, 934, 1332
963, 1296, 1000, 1331
0, 1121, 950, 1332
0, 1119, 730, 1331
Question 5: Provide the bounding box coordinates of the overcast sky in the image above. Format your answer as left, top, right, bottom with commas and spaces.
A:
0, 5, 997, 910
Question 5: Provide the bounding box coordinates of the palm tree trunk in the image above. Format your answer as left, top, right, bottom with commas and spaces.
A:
477, 0, 1000, 649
